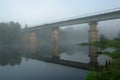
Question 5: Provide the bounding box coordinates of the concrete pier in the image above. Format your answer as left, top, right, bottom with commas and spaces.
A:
88, 22, 99, 67
52, 27, 59, 59
89, 46, 98, 66
30, 32, 37, 53
88, 21, 98, 42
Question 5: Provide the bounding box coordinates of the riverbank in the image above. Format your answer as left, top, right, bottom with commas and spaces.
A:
79, 40, 120, 80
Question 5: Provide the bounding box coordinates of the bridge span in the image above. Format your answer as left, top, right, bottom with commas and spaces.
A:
28, 8, 120, 31
23, 8, 120, 59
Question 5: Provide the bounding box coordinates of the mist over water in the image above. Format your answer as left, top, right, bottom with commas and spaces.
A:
0, 18, 119, 80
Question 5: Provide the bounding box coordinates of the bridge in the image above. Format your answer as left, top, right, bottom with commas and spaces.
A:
27, 8, 120, 31
23, 8, 120, 68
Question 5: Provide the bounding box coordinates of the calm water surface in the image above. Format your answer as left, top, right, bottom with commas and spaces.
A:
0, 44, 111, 80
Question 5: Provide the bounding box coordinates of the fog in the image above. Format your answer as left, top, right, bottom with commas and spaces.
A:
33, 19, 120, 47
59, 19, 120, 42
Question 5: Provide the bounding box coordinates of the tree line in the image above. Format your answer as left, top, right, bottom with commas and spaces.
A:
0, 21, 22, 45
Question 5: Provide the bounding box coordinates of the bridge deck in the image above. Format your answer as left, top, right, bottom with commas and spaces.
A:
27, 10, 120, 31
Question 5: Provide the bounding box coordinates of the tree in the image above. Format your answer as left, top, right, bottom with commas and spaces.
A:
25, 24, 28, 28
99, 34, 107, 43
117, 31, 120, 39
0, 21, 22, 44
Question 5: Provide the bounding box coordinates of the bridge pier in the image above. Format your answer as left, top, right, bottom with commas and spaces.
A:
89, 46, 98, 65
88, 21, 98, 42
22, 31, 30, 50
30, 32, 37, 54
52, 27, 60, 59
88, 22, 99, 68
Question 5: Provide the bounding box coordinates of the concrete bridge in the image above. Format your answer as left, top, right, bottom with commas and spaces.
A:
23, 8, 120, 59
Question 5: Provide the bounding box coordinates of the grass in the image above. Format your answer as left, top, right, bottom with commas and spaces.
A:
80, 40, 120, 80
85, 58, 120, 80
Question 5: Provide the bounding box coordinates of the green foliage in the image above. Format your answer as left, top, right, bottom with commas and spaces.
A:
83, 40, 120, 80
99, 34, 107, 43
85, 71, 116, 80
0, 21, 22, 44
110, 58, 120, 77
86, 59, 120, 80
117, 31, 120, 39
107, 40, 120, 49
102, 50, 120, 59
110, 49, 120, 59
85, 72, 98, 80
79, 41, 107, 50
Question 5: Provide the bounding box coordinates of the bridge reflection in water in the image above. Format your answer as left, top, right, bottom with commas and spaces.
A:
0, 45, 90, 80
28, 43, 101, 71
0, 45, 105, 71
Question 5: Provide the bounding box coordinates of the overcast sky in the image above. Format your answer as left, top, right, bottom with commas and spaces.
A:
0, 0, 120, 27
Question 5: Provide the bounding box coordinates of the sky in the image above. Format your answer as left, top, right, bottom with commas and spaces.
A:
0, 0, 120, 28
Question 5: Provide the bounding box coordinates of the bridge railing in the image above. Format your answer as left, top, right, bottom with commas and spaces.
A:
29, 7, 120, 28
67, 7, 120, 20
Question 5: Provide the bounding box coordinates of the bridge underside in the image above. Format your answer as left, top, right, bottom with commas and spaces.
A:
22, 9, 120, 69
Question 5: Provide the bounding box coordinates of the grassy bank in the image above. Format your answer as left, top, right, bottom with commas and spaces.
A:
79, 40, 120, 80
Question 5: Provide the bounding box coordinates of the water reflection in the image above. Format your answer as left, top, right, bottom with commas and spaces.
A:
0, 43, 110, 68
0, 46, 22, 66
89, 46, 98, 65
0, 45, 88, 80
0, 44, 111, 80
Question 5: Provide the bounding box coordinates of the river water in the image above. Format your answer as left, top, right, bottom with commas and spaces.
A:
0, 44, 111, 80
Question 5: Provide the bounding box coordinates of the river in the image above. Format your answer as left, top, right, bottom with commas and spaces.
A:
0, 44, 111, 80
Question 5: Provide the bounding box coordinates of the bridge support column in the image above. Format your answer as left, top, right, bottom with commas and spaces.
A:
89, 46, 98, 64
88, 22, 99, 68
22, 31, 30, 50
30, 32, 37, 54
52, 27, 59, 59
88, 21, 98, 42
